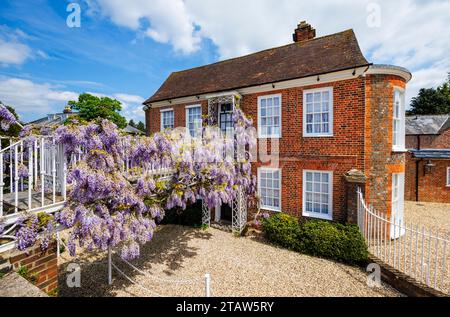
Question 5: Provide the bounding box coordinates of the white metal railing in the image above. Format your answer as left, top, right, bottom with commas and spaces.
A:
0, 135, 176, 253
357, 188, 449, 294
0, 136, 67, 223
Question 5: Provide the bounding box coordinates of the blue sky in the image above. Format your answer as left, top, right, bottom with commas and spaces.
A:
0, 0, 449, 123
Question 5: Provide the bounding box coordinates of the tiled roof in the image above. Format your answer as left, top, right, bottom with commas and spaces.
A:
145, 29, 369, 104
406, 115, 450, 135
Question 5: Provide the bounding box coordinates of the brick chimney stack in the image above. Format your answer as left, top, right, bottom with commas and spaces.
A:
293, 21, 316, 42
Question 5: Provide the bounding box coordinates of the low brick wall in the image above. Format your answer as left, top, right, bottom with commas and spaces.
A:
0, 242, 58, 294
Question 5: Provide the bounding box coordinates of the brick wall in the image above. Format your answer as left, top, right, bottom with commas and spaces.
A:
1, 243, 58, 294
364, 74, 406, 217
406, 129, 450, 150
405, 155, 450, 203
405, 126, 450, 203
145, 74, 406, 221
146, 100, 208, 135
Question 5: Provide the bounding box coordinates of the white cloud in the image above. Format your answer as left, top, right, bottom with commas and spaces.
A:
0, 38, 32, 65
0, 77, 78, 120
113, 93, 144, 104
88, 0, 450, 106
93, 0, 200, 54
0, 26, 49, 66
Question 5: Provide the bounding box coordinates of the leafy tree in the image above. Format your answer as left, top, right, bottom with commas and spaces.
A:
68, 93, 127, 128
136, 121, 145, 132
408, 73, 450, 115
128, 119, 136, 128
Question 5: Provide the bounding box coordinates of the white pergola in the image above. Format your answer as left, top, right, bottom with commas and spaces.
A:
201, 91, 248, 234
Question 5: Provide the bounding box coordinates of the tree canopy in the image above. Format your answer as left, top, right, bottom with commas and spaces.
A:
68, 93, 127, 128
408, 74, 450, 115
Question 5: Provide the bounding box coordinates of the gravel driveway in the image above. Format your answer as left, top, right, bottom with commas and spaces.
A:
58, 225, 399, 297
405, 201, 450, 235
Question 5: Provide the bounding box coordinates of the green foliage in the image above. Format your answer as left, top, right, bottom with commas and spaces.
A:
262, 214, 368, 265
37, 212, 53, 228
161, 201, 202, 227
48, 288, 58, 297
136, 121, 145, 132
59, 238, 66, 254
300, 220, 368, 265
0, 272, 4, 279
128, 119, 136, 128
68, 93, 127, 128
408, 74, 450, 115
17, 265, 38, 283
262, 213, 302, 251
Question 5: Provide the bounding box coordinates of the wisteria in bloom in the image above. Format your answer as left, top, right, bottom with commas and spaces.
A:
15, 215, 39, 251
11, 106, 257, 261
0, 103, 18, 131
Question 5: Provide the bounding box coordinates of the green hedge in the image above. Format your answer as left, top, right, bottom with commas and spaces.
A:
262, 213, 368, 265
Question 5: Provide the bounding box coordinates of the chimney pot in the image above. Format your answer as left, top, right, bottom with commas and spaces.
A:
293, 21, 316, 43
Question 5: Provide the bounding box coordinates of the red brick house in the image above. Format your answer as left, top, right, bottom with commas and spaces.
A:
144, 22, 411, 224
405, 115, 450, 203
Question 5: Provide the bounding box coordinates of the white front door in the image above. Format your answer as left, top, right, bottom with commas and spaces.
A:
391, 173, 406, 239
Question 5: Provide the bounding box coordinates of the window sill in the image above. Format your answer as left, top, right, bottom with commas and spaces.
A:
258, 136, 281, 140
302, 212, 333, 221
261, 206, 281, 213
303, 134, 334, 138
392, 148, 408, 153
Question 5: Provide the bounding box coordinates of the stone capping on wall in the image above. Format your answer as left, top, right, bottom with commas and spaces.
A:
367, 256, 448, 297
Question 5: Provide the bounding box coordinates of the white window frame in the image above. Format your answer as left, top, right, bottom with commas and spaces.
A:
302, 170, 333, 220
303, 87, 334, 137
447, 167, 450, 187
392, 87, 406, 152
185, 105, 202, 137
257, 94, 282, 139
258, 167, 282, 212
160, 108, 174, 131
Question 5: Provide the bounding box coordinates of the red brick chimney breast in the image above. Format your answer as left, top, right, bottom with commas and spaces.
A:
293, 21, 316, 42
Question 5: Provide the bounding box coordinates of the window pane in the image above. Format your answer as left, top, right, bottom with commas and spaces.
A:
314, 103, 321, 112
306, 172, 312, 181
274, 97, 280, 106
314, 93, 321, 102
306, 93, 313, 103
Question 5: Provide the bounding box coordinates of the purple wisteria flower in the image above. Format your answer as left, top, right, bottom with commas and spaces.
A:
0, 103, 18, 131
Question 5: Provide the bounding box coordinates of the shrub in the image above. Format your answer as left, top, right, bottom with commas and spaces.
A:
300, 220, 368, 265
160, 200, 202, 227
262, 213, 368, 265
262, 213, 302, 251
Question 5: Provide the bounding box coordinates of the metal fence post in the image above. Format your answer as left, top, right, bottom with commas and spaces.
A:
204, 273, 211, 297
108, 247, 112, 285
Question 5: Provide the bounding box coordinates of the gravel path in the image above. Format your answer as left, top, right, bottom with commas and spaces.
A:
405, 201, 450, 235
58, 225, 399, 297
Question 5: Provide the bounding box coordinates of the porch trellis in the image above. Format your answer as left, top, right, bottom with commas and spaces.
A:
202, 92, 248, 234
